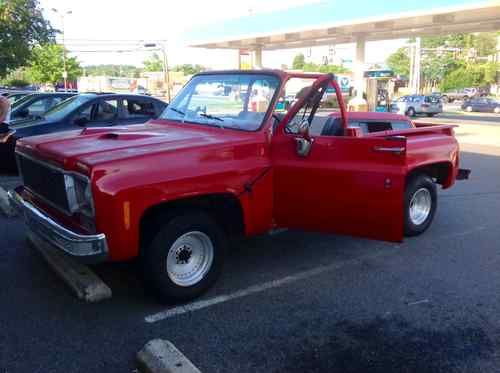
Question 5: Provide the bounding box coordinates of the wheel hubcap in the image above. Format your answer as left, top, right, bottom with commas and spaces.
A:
409, 188, 432, 226
166, 231, 214, 287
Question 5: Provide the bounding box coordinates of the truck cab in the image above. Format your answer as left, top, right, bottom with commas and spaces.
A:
10, 70, 469, 302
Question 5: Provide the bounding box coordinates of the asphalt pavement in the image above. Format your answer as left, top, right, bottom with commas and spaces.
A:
1, 125, 500, 373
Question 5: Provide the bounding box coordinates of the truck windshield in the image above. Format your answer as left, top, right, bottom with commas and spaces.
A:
160, 73, 280, 131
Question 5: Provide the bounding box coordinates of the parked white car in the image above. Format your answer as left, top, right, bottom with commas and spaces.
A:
391, 95, 443, 117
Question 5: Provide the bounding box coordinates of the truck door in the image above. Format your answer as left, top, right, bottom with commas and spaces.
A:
272, 78, 407, 242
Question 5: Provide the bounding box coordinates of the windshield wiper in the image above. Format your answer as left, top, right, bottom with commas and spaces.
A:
169, 107, 185, 116
199, 113, 224, 122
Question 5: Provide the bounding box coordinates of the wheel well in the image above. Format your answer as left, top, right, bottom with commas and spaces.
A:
139, 194, 245, 251
406, 162, 453, 187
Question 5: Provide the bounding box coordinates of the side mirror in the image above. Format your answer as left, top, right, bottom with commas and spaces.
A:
295, 137, 313, 157
74, 117, 88, 126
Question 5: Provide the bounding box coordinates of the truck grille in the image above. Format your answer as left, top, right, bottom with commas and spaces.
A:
17, 153, 70, 213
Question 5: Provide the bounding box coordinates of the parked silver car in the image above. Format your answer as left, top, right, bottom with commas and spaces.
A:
391, 95, 443, 117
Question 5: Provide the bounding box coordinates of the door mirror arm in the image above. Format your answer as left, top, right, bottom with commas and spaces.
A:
297, 118, 311, 140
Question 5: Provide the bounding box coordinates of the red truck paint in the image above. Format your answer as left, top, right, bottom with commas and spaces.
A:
16, 71, 462, 261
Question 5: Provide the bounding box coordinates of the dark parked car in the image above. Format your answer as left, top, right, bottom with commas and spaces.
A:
0, 93, 167, 172
7, 92, 76, 122
461, 97, 500, 114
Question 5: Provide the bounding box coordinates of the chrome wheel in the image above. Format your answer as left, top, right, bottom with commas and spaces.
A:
409, 188, 432, 226
166, 231, 214, 287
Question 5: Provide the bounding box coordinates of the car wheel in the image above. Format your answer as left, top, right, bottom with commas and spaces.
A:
466, 106, 473, 112
142, 211, 226, 303
441, 96, 448, 103
426, 113, 435, 117
494, 107, 500, 114
406, 107, 416, 117
404, 174, 437, 237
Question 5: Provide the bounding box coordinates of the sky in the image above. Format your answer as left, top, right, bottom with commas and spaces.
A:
39, 0, 408, 70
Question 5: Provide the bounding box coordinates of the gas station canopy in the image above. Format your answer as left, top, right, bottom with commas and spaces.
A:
188, 1, 500, 50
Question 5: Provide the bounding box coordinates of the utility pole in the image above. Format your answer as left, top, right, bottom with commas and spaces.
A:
52, 8, 72, 91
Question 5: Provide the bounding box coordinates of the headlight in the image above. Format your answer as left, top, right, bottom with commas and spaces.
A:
64, 174, 94, 217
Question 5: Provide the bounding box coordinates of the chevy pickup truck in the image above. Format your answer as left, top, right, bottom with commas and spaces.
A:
9, 70, 470, 302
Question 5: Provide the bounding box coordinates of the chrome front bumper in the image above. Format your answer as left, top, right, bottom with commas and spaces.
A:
8, 189, 108, 263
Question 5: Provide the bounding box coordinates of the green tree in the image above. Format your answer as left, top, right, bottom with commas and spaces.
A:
302, 62, 350, 74
0, 0, 55, 77
83, 64, 141, 77
143, 53, 164, 72
292, 53, 305, 70
386, 47, 410, 77
26, 44, 82, 84
172, 64, 205, 75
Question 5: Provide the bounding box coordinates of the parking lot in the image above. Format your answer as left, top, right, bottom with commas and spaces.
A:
0, 110, 498, 373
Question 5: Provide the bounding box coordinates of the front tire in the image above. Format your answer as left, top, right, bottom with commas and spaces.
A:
404, 174, 437, 237
466, 106, 473, 112
142, 211, 226, 303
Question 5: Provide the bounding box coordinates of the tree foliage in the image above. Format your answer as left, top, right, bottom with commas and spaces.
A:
172, 64, 205, 75
143, 53, 164, 72
387, 32, 500, 91
83, 64, 141, 77
291, 53, 350, 73
0, 0, 55, 77
302, 62, 350, 74
292, 53, 305, 69
386, 47, 410, 77
26, 44, 82, 84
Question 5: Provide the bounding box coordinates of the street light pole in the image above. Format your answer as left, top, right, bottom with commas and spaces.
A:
52, 8, 72, 92
143, 42, 171, 101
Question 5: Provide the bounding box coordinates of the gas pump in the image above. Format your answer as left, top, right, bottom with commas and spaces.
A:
365, 70, 395, 112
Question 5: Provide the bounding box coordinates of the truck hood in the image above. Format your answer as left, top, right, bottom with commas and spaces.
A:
17, 120, 255, 170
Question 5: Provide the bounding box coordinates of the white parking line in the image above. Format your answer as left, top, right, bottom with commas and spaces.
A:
145, 250, 390, 323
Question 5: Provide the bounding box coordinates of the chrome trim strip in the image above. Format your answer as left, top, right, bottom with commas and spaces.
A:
373, 146, 406, 154
8, 189, 107, 259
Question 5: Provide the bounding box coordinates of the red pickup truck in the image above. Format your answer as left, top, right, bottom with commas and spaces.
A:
9, 70, 469, 302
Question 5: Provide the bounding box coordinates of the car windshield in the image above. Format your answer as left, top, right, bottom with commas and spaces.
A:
11, 93, 36, 108
160, 73, 281, 131
43, 95, 94, 121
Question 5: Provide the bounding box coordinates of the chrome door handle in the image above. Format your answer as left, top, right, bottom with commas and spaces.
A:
373, 146, 406, 155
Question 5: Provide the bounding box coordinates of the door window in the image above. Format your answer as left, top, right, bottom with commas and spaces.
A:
95, 99, 118, 122
123, 99, 156, 119
74, 99, 118, 125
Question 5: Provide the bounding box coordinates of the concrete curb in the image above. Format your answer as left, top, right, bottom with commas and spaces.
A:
0, 186, 16, 217
137, 339, 201, 373
27, 231, 112, 302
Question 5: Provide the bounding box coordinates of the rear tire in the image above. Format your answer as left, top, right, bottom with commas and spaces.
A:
441, 96, 449, 103
142, 211, 226, 303
404, 174, 437, 237
406, 107, 416, 117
